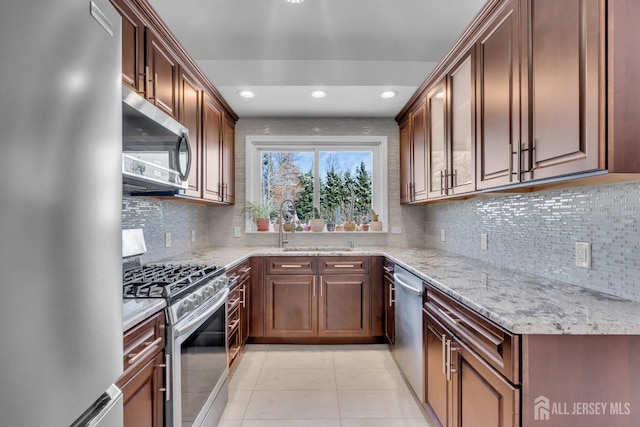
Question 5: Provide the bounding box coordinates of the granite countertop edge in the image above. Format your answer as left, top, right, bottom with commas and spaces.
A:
150, 246, 640, 336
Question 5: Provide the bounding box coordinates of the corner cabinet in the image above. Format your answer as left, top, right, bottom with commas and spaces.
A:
398, 0, 640, 202
400, 97, 429, 203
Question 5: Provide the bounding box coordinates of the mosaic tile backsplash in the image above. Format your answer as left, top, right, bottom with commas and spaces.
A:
122, 196, 211, 263
424, 181, 640, 301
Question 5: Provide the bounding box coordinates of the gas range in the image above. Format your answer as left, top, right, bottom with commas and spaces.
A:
123, 262, 228, 324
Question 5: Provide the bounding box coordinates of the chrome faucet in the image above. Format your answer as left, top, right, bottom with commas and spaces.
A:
278, 199, 296, 248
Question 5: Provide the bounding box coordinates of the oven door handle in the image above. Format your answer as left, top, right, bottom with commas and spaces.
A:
174, 288, 229, 337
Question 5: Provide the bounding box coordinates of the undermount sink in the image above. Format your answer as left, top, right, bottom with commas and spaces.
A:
282, 246, 353, 252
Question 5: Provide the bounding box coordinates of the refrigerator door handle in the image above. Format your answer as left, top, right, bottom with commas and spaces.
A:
69, 384, 123, 427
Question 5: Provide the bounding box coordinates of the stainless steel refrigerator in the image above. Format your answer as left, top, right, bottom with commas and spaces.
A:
0, 1, 124, 426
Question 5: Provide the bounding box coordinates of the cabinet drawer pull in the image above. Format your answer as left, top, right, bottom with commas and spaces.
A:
228, 319, 240, 331
313, 276, 316, 297
334, 264, 356, 268
128, 337, 162, 365
438, 308, 460, 325
389, 286, 395, 307
445, 339, 452, 381
158, 388, 166, 392
281, 264, 302, 268
240, 285, 246, 308
241, 267, 252, 274
383, 266, 394, 274
441, 334, 447, 375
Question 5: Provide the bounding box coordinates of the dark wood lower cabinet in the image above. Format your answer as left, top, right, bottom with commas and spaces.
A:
318, 274, 370, 337
265, 274, 317, 338
120, 352, 164, 427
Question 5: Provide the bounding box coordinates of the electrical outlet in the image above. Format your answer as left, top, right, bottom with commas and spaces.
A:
165, 232, 171, 248
234, 226, 242, 238
481, 233, 488, 251
441, 229, 446, 242
391, 226, 402, 234
575, 242, 592, 268
191, 230, 196, 242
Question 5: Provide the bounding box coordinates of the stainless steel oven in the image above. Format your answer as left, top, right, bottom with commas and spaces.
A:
167, 286, 229, 427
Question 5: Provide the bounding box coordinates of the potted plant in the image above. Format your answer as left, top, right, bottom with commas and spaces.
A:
310, 207, 325, 232
370, 209, 383, 232
343, 198, 356, 232
243, 200, 273, 232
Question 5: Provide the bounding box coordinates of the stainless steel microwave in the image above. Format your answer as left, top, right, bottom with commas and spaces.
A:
121, 86, 191, 192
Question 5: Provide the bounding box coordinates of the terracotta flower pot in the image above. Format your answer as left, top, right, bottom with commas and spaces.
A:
370, 221, 382, 232
256, 217, 270, 232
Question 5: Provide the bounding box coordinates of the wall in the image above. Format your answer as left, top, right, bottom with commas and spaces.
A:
208, 117, 427, 248
122, 196, 211, 263
424, 181, 640, 301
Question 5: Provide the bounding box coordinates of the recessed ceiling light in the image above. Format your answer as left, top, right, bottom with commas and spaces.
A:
286, 0, 304, 3
380, 90, 398, 99
238, 90, 255, 98
310, 90, 327, 99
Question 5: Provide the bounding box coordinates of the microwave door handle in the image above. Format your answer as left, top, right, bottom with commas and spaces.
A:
178, 132, 191, 181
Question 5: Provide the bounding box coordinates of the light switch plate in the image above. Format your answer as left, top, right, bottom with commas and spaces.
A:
575, 242, 591, 268
441, 229, 446, 242
234, 226, 242, 238
191, 230, 196, 242
165, 232, 171, 248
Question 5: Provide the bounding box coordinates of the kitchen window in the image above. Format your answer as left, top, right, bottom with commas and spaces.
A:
245, 136, 388, 232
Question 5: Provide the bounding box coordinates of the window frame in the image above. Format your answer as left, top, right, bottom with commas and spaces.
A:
245, 135, 388, 232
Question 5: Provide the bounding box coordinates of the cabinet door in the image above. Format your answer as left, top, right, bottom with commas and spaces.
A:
424, 310, 451, 427
202, 95, 223, 201
221, 113, 235, 204
448, 54, 475, 195
318, 274, 370, 337
526, 0, 603, 180
146, 30, 179, 119
476, 0, 520, 190
411, 99, 429, 202
451, 338, 519, 427
179, 70, 202, 198
265, 275, 317, 337
427, 82, 448, 199
399, 116, 412, 204
111, 0, 145, 94
121, 352, 164, 427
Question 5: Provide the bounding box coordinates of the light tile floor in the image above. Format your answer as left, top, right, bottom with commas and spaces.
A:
218, 344, 433, 427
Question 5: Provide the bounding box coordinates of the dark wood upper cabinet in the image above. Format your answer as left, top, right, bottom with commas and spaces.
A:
202, 94, 223, 202
525, 0, 603, 180
476, 0, 520, 189
146, 30, 179, 119
111, 0, 145, 94
221, 113, 235, 204
398, 0, 640, 201
179, 69, 202, 198
400, 98, 428, 203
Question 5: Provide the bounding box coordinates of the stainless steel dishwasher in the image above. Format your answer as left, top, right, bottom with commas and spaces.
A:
393, 265, 424, 400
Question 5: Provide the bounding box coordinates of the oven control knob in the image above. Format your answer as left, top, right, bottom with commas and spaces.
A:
178, 299, 192, 318
202, 285, 213, 298
189, 293, 202, 307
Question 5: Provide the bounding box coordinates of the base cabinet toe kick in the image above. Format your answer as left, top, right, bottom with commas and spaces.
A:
422, 283, 640, 427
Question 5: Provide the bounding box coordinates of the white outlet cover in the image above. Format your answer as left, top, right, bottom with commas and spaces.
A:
191, 230, 196, 242
234, 226, 242, 238
481, 233, 488, 251
391, 226, 402, 234
440, 229, 446, 242
575, 242, 592, 268
165, 232, 172, 248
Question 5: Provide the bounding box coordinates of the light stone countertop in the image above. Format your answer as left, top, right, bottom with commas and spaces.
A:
154, 246, 640, 335
122, 298, 166, 332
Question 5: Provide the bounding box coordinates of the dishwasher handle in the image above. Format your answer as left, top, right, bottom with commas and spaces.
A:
393, 273, 423, 296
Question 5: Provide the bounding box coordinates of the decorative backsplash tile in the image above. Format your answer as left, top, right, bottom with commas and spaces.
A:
424, 181, 640, 301
122, 196, 211, 263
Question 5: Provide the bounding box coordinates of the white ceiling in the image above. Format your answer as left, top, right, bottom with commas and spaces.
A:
148, 0, 487, 118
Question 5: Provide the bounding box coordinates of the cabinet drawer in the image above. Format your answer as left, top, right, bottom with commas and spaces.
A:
228, 260, 251, 286
424, 284, 519, 383
266, 257, 316, 274
122, 311, 165, 383
319, 257, 370, 274
383, 258, 394, 281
